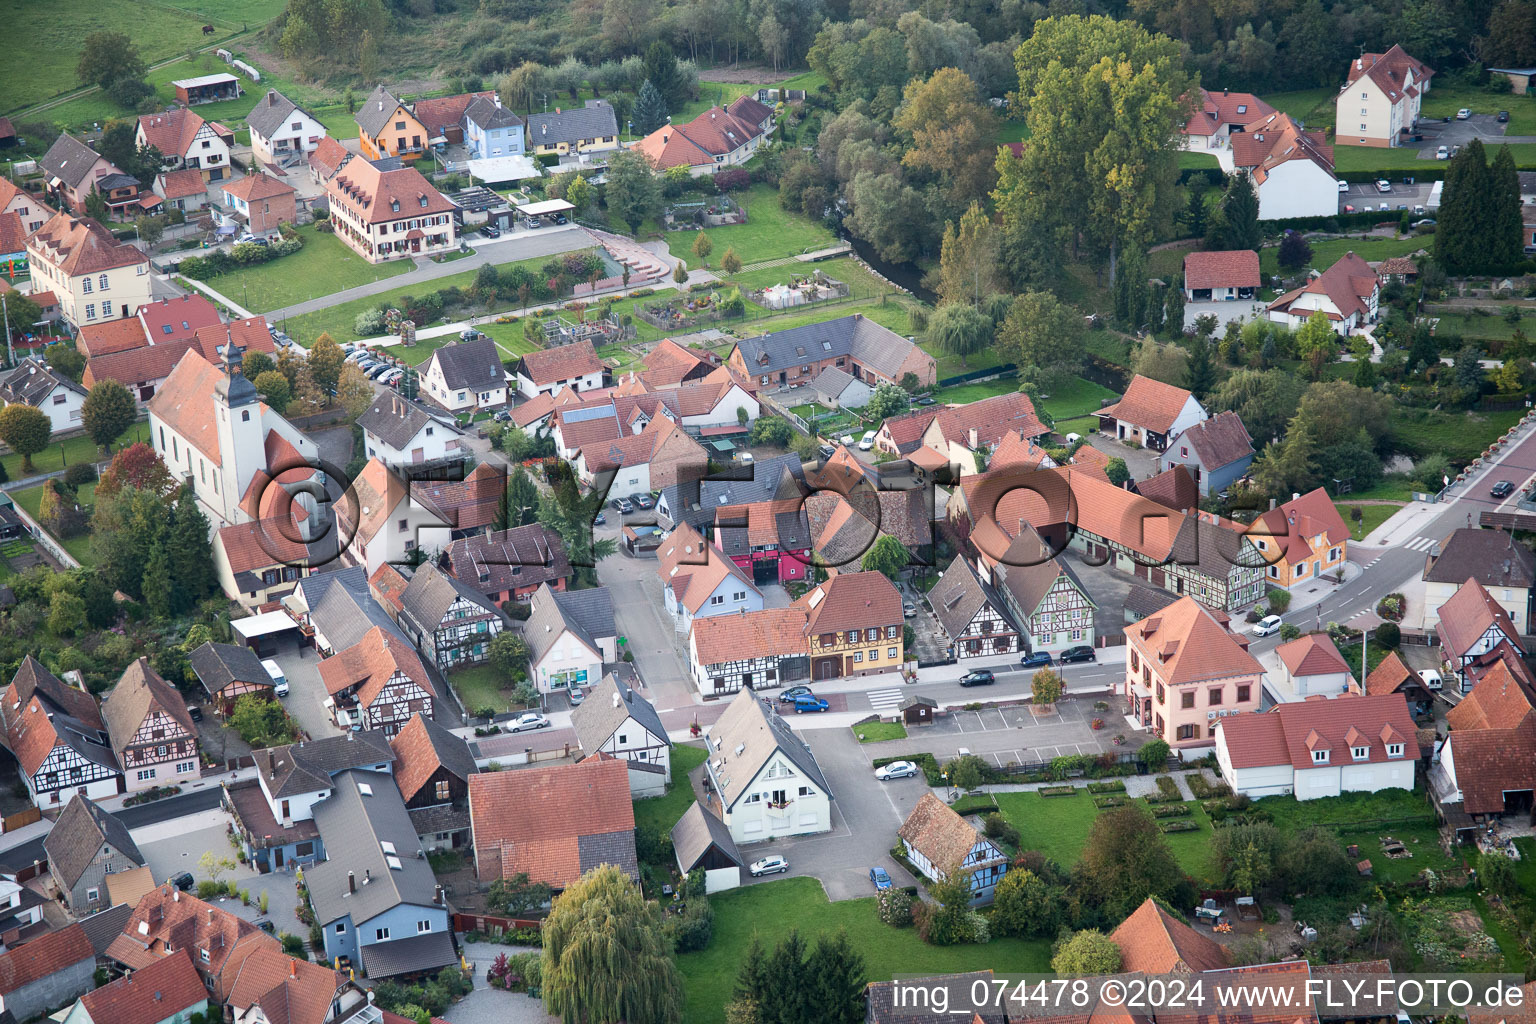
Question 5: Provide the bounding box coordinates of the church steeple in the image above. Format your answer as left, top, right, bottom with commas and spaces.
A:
215, 334, 258, 408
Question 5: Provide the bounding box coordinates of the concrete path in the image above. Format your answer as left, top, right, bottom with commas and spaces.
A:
178, 276, 255, 319
265, 225, 601, 322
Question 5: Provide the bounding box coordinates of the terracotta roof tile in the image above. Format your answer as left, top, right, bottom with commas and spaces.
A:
156, 169, 209, 201
1250, 487, 1350, 561
1097, 375, 1197, 435
1447, 659, 1536, 732
1343, 45, 1434, 103
1136, 465, 1200, 513
326, 162, 455, 226
1181, 88, 1275, 137
1219, 692, 1416, 770
317, 625, 433, 711
1363, 651, 1416, 697
1435, 577, 1522, 659
1124, 596, 1261, 687
223, 944, 345, 1024
897, 792, 1000, 871
690, 606, 808, 665
138, 295, 222, 343
1267, 252, 1378, 322
1109, 897, 1229, 973
28, 211, 149, 277
137, 109, 216, 159
1276, 633, 1351, 679
0, 923, 93, 994
308, 137, 352, 181
1184, 250, 1260, 291
518, 340, 602, 386
931, 392, 1047, 450
798, 570, 901, 636
80, 948, 205, 1024
84, 338, 197, 391
223, 171, 296, 203
1230, 112, 1333, 184
879, 409, 940, 454
1172, 411, 1253, 471
389, 712, 474, 804
191, 316, 276, 365
468, 758, 636, 886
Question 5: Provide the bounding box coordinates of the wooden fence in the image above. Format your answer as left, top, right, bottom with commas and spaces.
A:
0, 807, 41, 834
453, 912, 542, 935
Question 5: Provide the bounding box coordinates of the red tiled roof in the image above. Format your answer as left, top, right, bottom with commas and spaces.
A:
634, 106, 763, 169
1276, 633, 1351, 679
84, 338, 197, 390
898, 792, 999, 871
138, 109, 218, 159
1181, 88, 1275, 137
138, 294, 222, 343
1097, 375, 1197, 434
410, 461, 502, 532
157, 169, 208, 201
1219, 692, 1416, 771
1172, 411, 1253, 471
1448, 659, 1536, 732
77, 317, 151, 357
1343, 45, 1434, 103
1267, 252, 1378, 322
223, 171, 296, 203
878, 409, 940, 454
191, 315, 276, 365
0, 211, 25, 257
326, 161, 456, 226
1110, 897, 1228, 973
930, 392, 1047, 450
518, 340, 601, 386
411, 91, 495, 135
798, 570, 901, 636
147, 350, 228, 464
80, 948, 205, 1024
690, 606, 808, 665
1435, 577, 1522, 659
1136, 465, 1200, 513
1363, 650, 1416, 697
1250, 487, 1349, 561
28, 211, 149, 276
468, 757, 634, 886
640, 339, 709, 388
1230, 112, 1333, 184
317, 625, 433, 711
308, 137, 352, 180
1124, 596, 1261, 687
1184, 250, 1260, 291
216, 519, 310, 576
223, 944, 344, 1024
0, 923, 93, 994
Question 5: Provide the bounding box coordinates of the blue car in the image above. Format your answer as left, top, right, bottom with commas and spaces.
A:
793, 695, 830, 714
1021, 650, 1053, 668
869, 867, 892, 891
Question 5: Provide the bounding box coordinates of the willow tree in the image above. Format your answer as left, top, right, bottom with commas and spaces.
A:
542, 865, 683, 1024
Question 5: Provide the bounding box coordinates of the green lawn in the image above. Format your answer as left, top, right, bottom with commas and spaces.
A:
214, 225, 413, 314
1265, 88, 1335, 122
1341, 477, 1416, 502
992, 789, 1217, 883
1390, 406, 1525, 463
1336, 501, 1400, 540
1334, 141, 1536, 173
667, 184, 837, 267
1039, 376, 1118, 423
279, 251, 595, 352
995, 120, 1028, 144
1430, 311, 1536, 341
926, 346, 1009, 382
0, 421, 148, 481
853, 721, 907, 743
678, 878, 1051, 1024
726, 257, 888, 297
0, 0, 286, 115
1260, 235, 1427, 279
675, 81, 758, 124
1177, 152, 1220, 170
935, 376, 1019, 405
633, 743, 709, 836
448, 665, 516, 714
1418, 85, 1536, 136
8, 481, 96, 565
736, 296, 919, 340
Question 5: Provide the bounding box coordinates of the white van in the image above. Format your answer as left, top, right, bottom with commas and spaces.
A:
261, 659, 289, 697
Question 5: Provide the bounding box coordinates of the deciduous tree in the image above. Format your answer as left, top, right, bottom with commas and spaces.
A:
0, 404, 51, 474
926, 302, 990, 369
77, 31, 146, 91
1077, 805, 1189, 920
860, 534, 909, 581
1031, 667, 1063, 704
936, 203, 1001, 308
1052, 930, 1123, 974
308, 333, 345, 401
604, 150, 662, 235
81, 380, 135, 454
892, 69, 999, 221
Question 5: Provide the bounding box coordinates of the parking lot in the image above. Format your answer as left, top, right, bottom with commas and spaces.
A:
1411, 113, 1536, 158
1338, 180, 1437, 214
917, 696, 1115, 765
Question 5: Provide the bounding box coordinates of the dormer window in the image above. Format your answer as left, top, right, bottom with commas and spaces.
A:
1351, 746, 1368, 761
390, 199, 400, 212
1387, 743, 1403, 757
1311, 749, 1329, 764
419, 196, 428, 207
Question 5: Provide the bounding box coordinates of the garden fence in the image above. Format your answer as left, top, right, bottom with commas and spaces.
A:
937, 364, 1017, 389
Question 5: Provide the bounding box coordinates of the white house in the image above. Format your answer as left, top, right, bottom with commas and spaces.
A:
570, 670, 672, 797
1215, 692, 1416, 800
246, 90, 328, 171
334, 458, 453, 577
1267, 252, 1380, 336
0, 357, 86, 432
897, 792, 1008, 905
1273, 633, 1354, 699
1335, 45, 1433, 148
357, 392, 466, 467
1183, 250, 1260, 302
1096, 374, 1208, 452
657, 523, 764, 635
1180, 88, 1276, 154
1435, 576, 1526, 693
136, 109, 233, 183
1231, 111, 1337, 220
1, 657, 121, 807
421, 337, 507, 413
514, 341, 604, 400
525, 584, 616, 696
701, 687, 832, 845
1421, 528, 1535, 631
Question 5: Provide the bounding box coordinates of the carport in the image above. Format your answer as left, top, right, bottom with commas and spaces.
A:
515, 198, 575, 227
230, 610, 305, 657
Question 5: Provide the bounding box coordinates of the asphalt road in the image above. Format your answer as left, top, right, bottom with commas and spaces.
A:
1, 787, 224, 869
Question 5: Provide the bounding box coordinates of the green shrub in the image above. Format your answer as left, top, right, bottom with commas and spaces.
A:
950, 794, 998, 816
1159, 820, 1200, 833
1265, 589, 1291, 614
1086, 780, 1126, 794
665, 899, 713, 953
1093, 795, 1128, 808
1185, 774, 1231, 800
1151, 803, 1192, 818
877, 886, 914, 927
62, 463, 98, 488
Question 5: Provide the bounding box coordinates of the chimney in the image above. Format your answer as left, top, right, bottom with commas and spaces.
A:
348, 871, 355, 894
269, 92, 277, 106
969, 427, 979, 449
290, 959, 298, 979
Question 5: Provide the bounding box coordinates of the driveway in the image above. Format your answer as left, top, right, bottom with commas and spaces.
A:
1412, 113, 1536, 158
132, 809, 302, 935
593, 526, 696, 713
1060, 550, 1140, 641
739, 727, 925, 901
265, 644, 339, 740
446, 942, 557, 1024
1082, 433, 1161, 481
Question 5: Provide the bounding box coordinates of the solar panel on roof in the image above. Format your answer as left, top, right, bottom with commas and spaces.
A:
563, 406, 617, 423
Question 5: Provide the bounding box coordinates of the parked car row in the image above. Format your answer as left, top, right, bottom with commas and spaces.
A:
344, 344, 409, 388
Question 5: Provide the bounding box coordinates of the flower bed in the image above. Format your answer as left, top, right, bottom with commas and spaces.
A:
1038, 785, 1078, 797
1086, 780, 1126, 794
1092, 795, 1128, 808
1159, 820, 1201, 833
1151, 803, 1193, 818
1186, 774, 1231, 800
1143, 776, 1183, 803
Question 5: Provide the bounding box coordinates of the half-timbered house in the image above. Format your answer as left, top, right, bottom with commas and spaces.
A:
395, 563, 506, 670
687, 607, 810, 696
570, 668, 671, 797
44, 794, 144, 913
930, 554, 1022, 659
898, 792, 1008, 904
989, 526, 1098, 654
1436, 577, 1527, 694
101, 659, 199, 792
389, 713, 476, 851
189, 641, 275, 715
1, 657, 121, 806
318, 627, 436, 736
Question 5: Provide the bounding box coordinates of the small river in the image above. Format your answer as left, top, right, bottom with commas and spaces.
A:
840, 232, 939, 305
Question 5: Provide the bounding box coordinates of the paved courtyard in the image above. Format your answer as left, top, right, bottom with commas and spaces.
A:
874, 695, 1117, 766
132, 809, 302, 935
445, 942, 557, 1024
265, 643, 340, 740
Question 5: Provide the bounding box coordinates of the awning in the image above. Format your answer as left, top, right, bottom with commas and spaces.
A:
231, 609, 301, 641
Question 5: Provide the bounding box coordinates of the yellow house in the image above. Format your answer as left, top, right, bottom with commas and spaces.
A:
25, 211, 152, 329
356, 85, 429, 162
799, 571, 904, 681
1248, 487, 1350, 590
524, 102, 621, 158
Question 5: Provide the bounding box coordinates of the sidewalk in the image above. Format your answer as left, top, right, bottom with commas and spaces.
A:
1362, 502, 1442, 547
178, 275, 255, 319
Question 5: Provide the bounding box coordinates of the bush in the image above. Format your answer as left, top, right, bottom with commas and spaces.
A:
1265, 589, 1291, 614
1374, 621, 1401, 648
62, 463, 98, 488
665, 899, 713, 953
355, 309, 387, 336
982, 812, 1020, 848
1278, 623, 1302, 641
1086, 781, 1126, 794
877, 886, 914, 926
1139, 739, 1170, 768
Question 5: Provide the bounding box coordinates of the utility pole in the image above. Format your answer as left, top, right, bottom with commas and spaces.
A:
1, 293, 12, 367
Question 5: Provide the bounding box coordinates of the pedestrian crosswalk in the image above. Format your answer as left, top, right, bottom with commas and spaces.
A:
1402, 535, 1436, 553
866, 688, 904, 712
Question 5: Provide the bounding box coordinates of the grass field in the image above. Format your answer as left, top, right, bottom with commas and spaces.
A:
633, 743, 710, 837
1390, 406, 1524, 462
0, 0, 286, 115
1334, 141, 1536, 173
1335, 501, 1400, 540
667, 184, 838, 267
447, 665, 517, 714
676, 81, 758, 124
215, 225, 413, 314
1177, 152, 1220, 170
678, 878, 1051, 1024
1429, 311, 1536, 341
1265, 88, 1335, 121
0, 421, 148, 481
8, 481, 97, 565
1259, 235, 1426, 279
992, 788, 1217, 882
